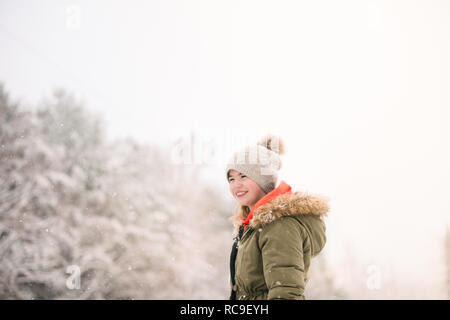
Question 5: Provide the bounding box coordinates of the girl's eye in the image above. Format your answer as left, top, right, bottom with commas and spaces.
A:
228, 176, 245, 182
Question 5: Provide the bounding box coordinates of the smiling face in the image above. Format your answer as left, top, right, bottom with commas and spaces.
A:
227, 169, 267, 210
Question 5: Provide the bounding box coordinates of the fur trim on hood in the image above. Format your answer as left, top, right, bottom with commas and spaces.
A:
232, 191, 329, 235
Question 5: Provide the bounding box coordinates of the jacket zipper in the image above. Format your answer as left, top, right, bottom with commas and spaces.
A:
240, 226, 253, 242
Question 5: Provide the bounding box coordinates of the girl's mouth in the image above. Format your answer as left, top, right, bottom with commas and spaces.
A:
236, 191, 248, 198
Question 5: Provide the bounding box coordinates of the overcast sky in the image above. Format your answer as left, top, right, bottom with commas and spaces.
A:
1, 0, 450, 297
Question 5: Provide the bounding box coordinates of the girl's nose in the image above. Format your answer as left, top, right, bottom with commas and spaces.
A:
235, 179, 244, 187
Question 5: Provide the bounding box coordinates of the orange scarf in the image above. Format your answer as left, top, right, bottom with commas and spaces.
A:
241, 180, 292, 230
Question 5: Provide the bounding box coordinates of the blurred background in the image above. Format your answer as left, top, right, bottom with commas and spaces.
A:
1, 0, 449, 299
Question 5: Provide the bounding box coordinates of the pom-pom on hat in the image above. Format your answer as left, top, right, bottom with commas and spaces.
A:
225, 134, 285, 194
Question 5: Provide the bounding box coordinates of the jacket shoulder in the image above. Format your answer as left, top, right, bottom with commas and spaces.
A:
250, 191, 329, 230
257, 215, 308, 244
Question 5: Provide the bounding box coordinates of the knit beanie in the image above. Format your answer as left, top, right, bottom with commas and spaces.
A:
225, 134, 285, 194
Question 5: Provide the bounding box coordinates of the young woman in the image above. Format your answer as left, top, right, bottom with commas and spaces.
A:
226, 135, 329, 300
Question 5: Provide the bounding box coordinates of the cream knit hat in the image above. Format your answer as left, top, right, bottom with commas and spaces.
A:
225, 134, 285, 194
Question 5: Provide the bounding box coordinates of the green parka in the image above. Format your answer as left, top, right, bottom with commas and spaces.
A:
230, 191, 329, 300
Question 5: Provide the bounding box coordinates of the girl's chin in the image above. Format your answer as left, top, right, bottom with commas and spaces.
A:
236, 194, 252, 206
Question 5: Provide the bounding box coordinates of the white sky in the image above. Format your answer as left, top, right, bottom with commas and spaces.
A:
1, 0, 449, 298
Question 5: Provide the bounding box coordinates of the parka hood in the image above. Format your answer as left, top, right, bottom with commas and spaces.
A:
250, 191, 329, 256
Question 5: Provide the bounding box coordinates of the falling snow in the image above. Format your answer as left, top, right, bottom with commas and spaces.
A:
0, 86, 232, 299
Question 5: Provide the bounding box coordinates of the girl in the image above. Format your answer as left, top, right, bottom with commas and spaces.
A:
226, 135, 329, 300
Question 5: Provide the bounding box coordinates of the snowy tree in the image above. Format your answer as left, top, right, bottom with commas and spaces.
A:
0, 84, 232, 299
